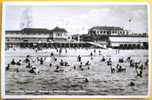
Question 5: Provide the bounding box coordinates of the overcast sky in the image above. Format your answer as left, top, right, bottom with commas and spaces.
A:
5, 4, 148, 34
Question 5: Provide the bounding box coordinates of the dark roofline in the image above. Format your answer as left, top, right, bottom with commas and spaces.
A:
6, 30, 21, 33
89, 26, 124, 31
6, 28, 51, 32
51, 27, 67, 33
21, 28, 51, 33
22, 28, 50, 31
6, 27, 67, 33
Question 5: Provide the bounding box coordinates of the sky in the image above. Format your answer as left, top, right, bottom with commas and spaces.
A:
5, 4, 148, 35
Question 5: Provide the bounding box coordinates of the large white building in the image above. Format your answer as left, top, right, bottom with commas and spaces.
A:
5, 27, 68, 48
109, 36, 148, 49
79, 26, 148, 49
50, 27, 68, 41
5, 26, 148, 49
88, 26, 129, 36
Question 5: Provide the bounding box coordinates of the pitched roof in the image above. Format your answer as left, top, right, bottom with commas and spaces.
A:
21, 28, 51, 33
51, 27, 67, 33
6, 30, 21, 33
5, 27, 67, 34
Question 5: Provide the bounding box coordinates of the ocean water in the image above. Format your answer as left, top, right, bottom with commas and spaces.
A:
4, 48, 148, 95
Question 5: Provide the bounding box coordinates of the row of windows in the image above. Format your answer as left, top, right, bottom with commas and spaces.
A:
6, 32, 67, 37
90, 30, 128, 35
6, 38, 48, 41
100, 31, 127, 34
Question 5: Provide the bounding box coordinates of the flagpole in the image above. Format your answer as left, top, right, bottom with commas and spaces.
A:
128, 18, 132, 35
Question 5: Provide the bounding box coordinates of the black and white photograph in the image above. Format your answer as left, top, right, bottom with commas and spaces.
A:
2, 2, 149, 98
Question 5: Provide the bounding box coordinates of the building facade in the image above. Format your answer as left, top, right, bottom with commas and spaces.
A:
73, 26, 148, 49
5, 27, 68, 48
5, 26, 148, 49
50, 27, 68, 41
84, 26, 129, 42
109, 36, 148, 49
88, 26, 129, 36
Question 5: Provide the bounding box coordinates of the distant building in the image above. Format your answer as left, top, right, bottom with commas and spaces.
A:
5, 27, 68, 48
5, 26, 148, 49
72, 26, 148, 49
86, 26, 128, 42
109, 36, 148, 49
50, 27, 68, 41
88, 26, 128, 36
